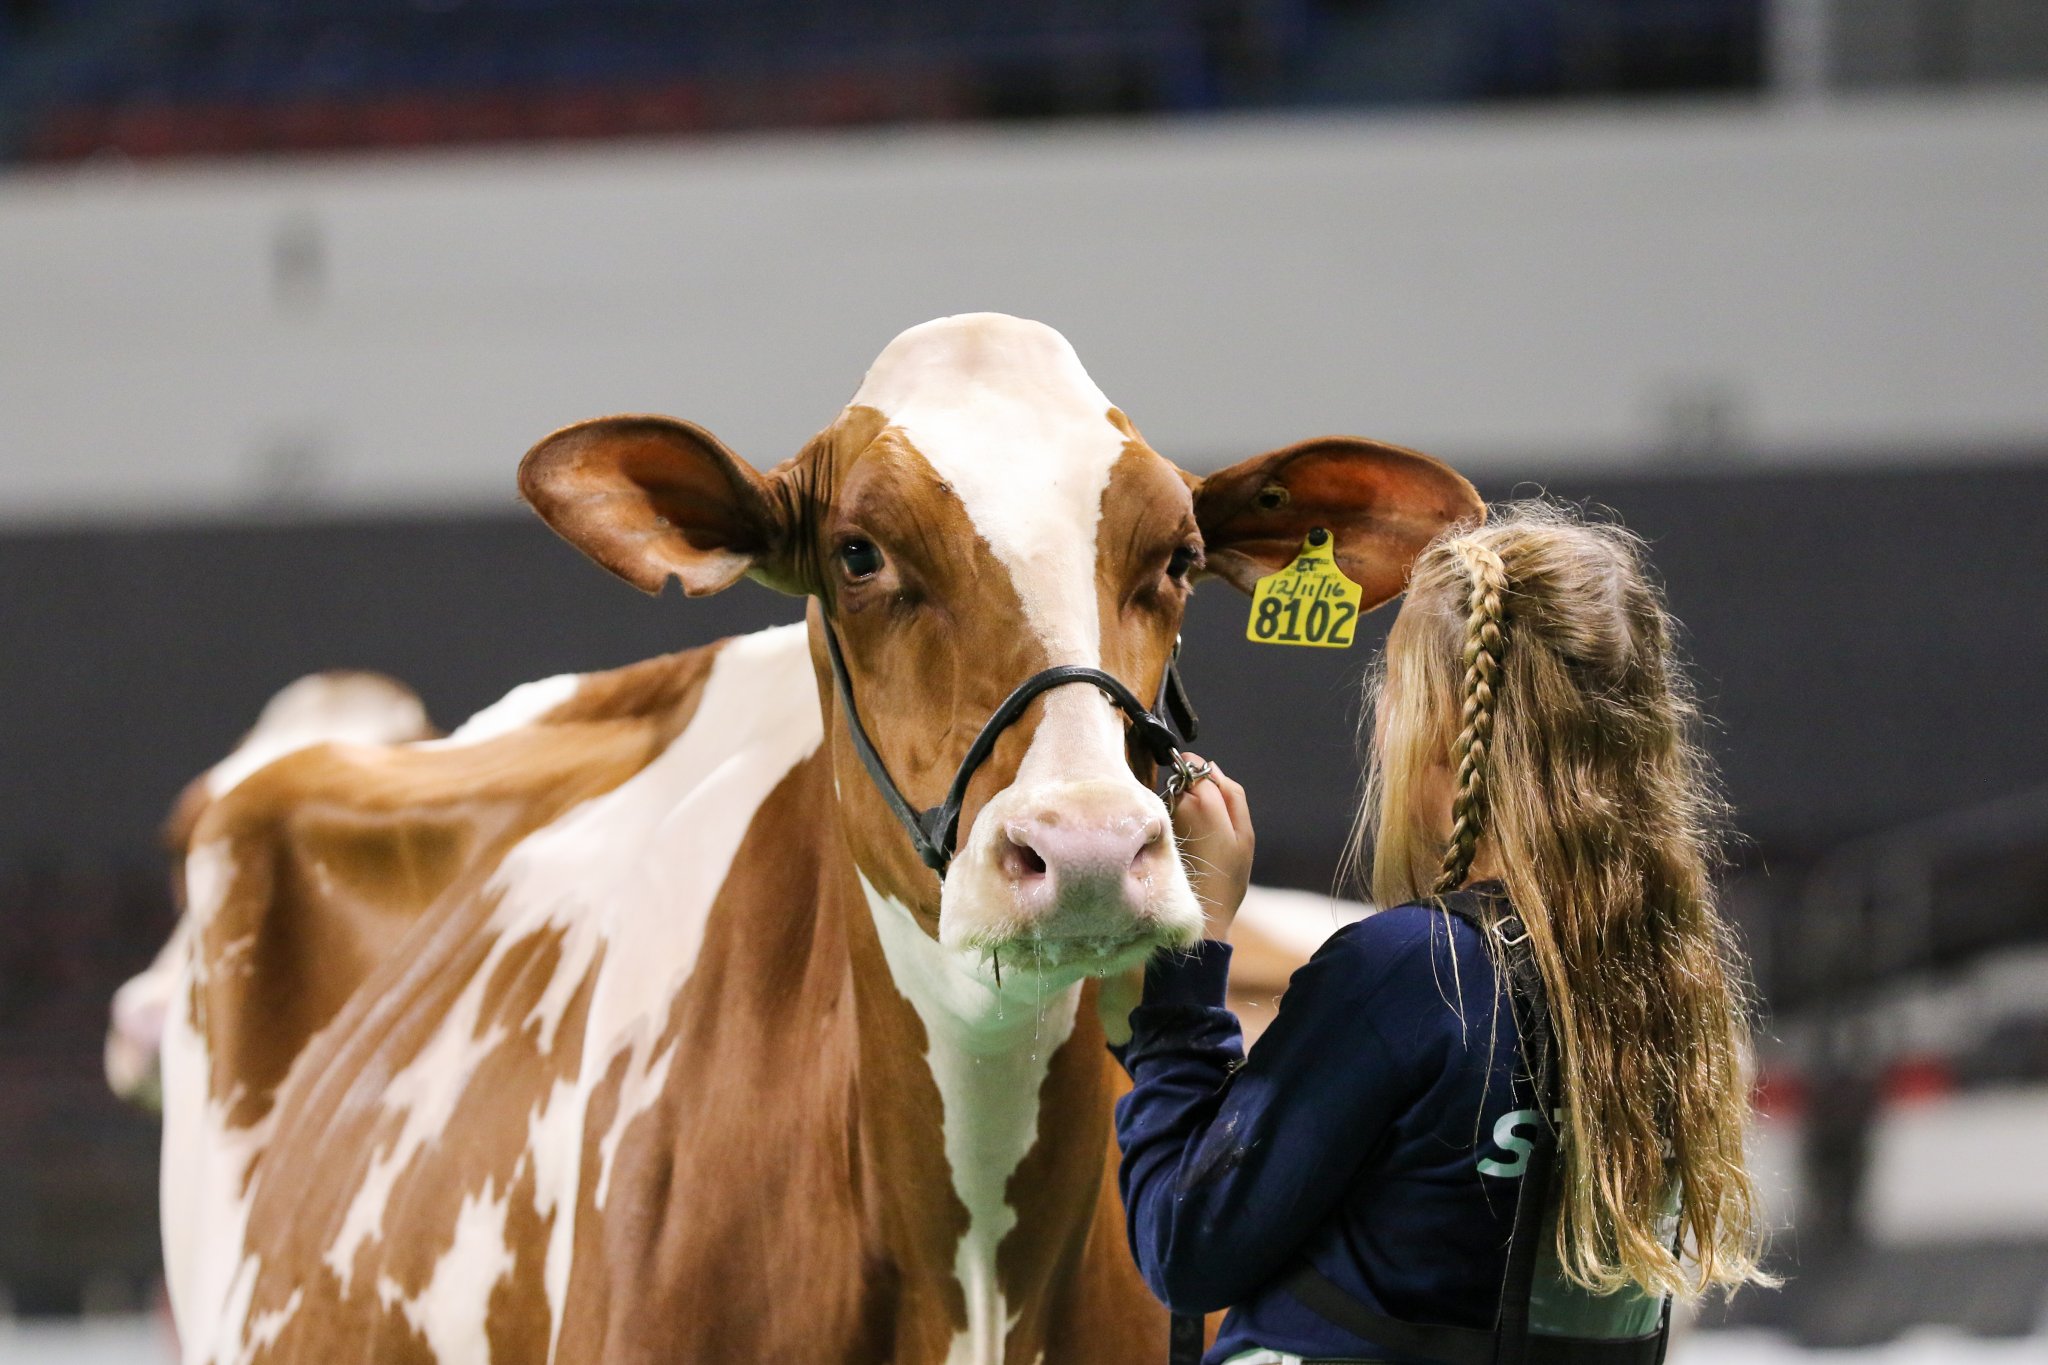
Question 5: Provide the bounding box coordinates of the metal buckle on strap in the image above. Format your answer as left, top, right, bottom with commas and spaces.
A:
1495, 914, 1531, 948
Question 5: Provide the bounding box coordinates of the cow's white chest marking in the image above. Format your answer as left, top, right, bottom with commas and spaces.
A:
862, 874, 1080, 1365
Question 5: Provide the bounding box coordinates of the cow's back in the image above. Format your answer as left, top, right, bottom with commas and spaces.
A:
164, 622, 826, 1364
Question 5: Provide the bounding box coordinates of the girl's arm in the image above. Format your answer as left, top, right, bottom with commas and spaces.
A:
1110, 761, 1428, 1313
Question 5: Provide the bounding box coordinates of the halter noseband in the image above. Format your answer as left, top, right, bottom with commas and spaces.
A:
819, 619, 1200, 876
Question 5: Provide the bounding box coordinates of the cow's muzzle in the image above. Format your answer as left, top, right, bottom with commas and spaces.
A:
996, 785, 1175, 927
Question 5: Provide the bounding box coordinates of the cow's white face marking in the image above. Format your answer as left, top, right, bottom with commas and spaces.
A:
851, 315, 1117, 667
848, 314, 1203, 972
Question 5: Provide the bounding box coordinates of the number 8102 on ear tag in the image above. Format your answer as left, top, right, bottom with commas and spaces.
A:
1246, 528, 1363, 648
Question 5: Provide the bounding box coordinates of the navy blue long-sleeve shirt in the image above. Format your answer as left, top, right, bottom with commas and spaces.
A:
1111, 902, 1540, 1364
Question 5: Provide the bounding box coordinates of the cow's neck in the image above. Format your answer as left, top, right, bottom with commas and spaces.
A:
856, 872, 1104, 1362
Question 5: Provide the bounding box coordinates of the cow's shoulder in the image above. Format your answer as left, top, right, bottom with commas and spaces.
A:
177, 639, 739, 1129
531, 641, 730, 737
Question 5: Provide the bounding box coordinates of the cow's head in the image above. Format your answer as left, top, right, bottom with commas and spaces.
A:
521, 314, 1479, 983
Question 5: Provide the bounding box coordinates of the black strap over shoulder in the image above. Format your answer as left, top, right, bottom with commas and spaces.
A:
1277, 885, 1672, 1365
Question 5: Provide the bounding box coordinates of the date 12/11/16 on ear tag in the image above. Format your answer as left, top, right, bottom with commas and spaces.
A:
1246, 528, 1364, 648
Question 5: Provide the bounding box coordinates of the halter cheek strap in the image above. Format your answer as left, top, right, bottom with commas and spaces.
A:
819, 618, 1199, 876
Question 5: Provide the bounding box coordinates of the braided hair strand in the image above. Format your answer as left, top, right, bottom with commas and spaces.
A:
1433, 538, 1509, 894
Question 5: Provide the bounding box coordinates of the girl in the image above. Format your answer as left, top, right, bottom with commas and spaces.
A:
1111, 502, 1769, 1365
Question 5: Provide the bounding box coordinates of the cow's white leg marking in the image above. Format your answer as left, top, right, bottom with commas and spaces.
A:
308, 623, 820, 1359
862, 873, 1084, 1365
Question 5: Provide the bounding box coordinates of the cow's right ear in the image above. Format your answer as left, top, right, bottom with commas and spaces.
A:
519, 415, 799, 597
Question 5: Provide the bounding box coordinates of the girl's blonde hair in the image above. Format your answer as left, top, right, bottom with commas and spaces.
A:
1355, 500, 1768, 1300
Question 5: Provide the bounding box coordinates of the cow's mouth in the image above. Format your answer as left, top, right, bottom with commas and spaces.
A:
975, 918, 1196, 979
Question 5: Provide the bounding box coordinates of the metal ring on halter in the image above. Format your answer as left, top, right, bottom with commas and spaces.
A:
1165, 754, 1215, 808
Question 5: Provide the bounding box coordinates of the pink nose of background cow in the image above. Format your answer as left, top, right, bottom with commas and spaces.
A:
996, 791, 1174, 932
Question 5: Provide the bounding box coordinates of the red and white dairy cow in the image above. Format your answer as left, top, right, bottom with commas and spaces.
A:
158, 313, 1479, 1364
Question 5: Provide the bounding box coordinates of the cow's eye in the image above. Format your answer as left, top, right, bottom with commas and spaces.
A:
839, 538, 884, 580
1166, 543, 1202, 581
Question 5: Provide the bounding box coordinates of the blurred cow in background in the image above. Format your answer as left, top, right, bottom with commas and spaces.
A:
105, 672, 436, 1108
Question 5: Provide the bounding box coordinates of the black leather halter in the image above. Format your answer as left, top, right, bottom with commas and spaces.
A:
819, 618, 1200, 876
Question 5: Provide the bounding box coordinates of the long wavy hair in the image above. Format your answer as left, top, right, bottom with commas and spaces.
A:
1351, 500, 1768, 1299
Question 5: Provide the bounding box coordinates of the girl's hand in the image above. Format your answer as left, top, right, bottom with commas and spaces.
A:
1172, 754, 1254, 940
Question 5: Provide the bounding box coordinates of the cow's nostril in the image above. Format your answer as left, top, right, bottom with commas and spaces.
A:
1000, 833, 1049, 880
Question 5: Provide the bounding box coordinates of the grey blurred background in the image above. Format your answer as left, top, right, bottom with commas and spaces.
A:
3, 1, 2046, 1359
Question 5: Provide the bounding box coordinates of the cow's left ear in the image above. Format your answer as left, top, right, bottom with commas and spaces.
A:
1193, 437, 1483, 607
519, 415, 801, 597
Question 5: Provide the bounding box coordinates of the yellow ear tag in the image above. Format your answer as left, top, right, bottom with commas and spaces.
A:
1246, 528, 1364, 648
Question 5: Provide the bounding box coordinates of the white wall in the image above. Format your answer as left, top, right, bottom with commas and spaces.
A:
3, 92, 2045, 525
